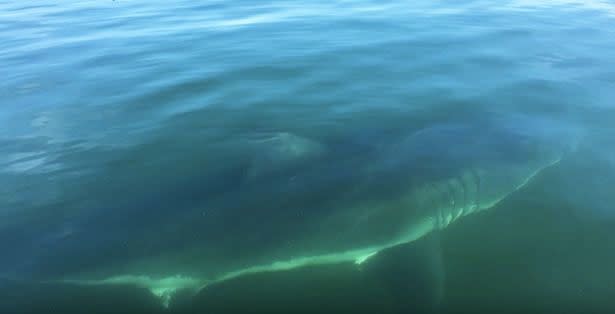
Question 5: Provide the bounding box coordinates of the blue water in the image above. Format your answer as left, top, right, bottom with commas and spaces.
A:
2, 1, 615, 313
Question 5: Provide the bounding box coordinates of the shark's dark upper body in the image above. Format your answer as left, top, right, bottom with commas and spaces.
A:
0, 115, 576, 302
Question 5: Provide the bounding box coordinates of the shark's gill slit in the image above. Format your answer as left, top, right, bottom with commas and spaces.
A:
444, 180, 455, 227
430, 183, 445, 230
456, 175, 468, 219
470, 168, 481, 211
449, 178, 464, 221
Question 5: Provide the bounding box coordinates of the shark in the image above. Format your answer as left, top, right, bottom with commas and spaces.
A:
1, 119, 576, 308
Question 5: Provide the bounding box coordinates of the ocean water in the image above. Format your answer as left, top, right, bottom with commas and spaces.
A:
1, 1, 615, 313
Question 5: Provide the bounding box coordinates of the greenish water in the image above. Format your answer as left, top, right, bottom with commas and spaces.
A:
1, 1, 615, 313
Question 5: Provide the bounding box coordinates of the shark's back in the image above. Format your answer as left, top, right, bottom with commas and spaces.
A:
1, 118, 576, 306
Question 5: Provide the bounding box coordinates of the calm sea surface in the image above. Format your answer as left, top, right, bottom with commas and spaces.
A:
1, 1, 615, 313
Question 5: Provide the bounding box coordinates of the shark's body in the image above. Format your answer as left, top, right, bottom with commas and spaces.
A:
1, 121, 573, 307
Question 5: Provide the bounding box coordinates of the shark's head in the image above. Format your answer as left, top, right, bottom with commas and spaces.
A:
368, 120, 577, 240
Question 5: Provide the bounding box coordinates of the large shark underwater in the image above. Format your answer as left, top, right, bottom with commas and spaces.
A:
1, 115, 578, 309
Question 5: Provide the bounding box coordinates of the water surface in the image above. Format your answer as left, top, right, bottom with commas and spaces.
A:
1, 0, 615, 313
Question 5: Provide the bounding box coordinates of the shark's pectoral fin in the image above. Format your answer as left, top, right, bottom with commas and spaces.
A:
360, 231, 445, 314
